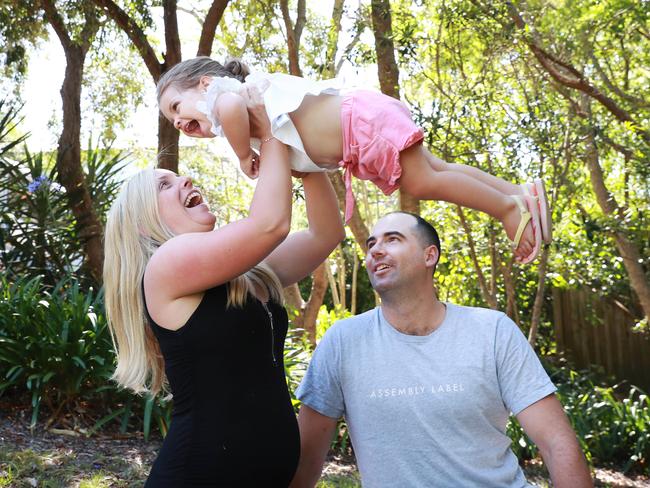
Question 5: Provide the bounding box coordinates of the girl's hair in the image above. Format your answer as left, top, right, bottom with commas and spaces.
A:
103, 167, 282, 396
156, 56, 250, 103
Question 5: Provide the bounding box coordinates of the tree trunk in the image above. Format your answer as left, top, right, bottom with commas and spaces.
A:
157, 115, 180, 171
457, 207, 497, 309
528, 245, 549, 346
283, 283, 305, 320
41, 0, 103, 283
57, 47, 104, 283
279, 0, 305, 77
302, 262, 329, 346
326, 258, 340, 308
582, 97, 650, 322
501, 257, 519, 323
370, 0, 420, 215
94, 0, 230, 172
351, 248, 359, 315
324, 0, 346, 78
328, 172, 369, 250
334, 247, 344, 310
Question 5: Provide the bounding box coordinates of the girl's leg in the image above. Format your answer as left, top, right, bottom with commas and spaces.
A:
399, 144, 535, 261
425, 151, 522, 196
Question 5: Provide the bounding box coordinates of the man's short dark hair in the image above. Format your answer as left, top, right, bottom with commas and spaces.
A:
388, 211, 441, 259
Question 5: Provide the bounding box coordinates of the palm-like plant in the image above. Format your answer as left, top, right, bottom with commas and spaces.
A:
0, 101, 129, 285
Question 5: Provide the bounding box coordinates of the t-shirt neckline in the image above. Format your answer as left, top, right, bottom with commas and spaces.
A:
377, 302, 455, 343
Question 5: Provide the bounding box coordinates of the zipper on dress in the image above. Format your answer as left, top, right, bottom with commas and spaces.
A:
261, 302, 277, 365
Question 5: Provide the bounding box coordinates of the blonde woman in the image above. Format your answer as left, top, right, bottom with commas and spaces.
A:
103, 89, 344, 487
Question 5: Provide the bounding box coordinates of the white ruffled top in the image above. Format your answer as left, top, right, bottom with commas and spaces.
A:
195, 71, 343, 173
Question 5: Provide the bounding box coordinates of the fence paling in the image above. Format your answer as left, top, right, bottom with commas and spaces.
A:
552, 288, 650, 392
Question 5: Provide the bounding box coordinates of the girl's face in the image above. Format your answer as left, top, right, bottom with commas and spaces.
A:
159, 78, 214, 138
155, 169, 217, 234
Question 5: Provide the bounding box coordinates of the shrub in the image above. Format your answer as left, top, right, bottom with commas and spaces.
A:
0, 275, 114, 428
508, 359, 650, 474
0, 102, 128, 286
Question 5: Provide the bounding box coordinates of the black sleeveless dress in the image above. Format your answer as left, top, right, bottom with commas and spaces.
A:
143, 284, 300, 487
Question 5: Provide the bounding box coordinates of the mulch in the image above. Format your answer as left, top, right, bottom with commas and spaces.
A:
1, 399, 648, 487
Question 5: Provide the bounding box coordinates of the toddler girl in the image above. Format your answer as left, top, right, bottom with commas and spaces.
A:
157, 56, 551, 263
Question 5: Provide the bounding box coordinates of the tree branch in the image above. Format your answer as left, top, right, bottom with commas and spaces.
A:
197, 0, 230, 56
457, 206, 497, 309
92, 0, 163, 81
40, 0, 72, 50
279, 0, 302, 76
163, 0, 181, 68
294, 0, 306, 47
506, 2, 650, 145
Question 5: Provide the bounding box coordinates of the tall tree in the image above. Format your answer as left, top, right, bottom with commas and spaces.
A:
92, 0, 230, 171
41, 0, 104, 283
370, 0, 419, 215
279, 0, 305, 77
581, 95, 650, 322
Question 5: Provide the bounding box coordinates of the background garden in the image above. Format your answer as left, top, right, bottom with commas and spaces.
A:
0, 0, 649, 486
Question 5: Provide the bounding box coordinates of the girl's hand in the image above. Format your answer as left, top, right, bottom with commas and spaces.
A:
240, 151, 260, 179
243, 84, 272, 140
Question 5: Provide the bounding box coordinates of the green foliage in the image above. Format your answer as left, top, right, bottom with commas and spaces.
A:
84, 31, 146, 142
508, 360, 650, 474
0, 272, 175, 440
0, 275, 113, 428
0, 0, 47, 85
316, 305, 353, 340
0, 103, 129, 285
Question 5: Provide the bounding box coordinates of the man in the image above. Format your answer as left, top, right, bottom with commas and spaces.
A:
291, 212, 592, 487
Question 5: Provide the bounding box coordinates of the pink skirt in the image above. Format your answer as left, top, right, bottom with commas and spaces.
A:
339, 90, 424, 222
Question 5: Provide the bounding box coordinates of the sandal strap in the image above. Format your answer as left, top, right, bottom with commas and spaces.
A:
511, 195, 531, 248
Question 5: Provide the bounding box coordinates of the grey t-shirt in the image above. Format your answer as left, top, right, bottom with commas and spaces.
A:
296, 303, 557, 488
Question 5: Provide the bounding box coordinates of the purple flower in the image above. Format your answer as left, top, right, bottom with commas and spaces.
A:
27, 175, 50, 193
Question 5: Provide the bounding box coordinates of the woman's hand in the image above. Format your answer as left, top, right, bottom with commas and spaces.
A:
243, 83, 272, 140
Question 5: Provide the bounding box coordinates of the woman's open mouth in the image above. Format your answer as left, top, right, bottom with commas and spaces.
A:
184, 190, 203, 208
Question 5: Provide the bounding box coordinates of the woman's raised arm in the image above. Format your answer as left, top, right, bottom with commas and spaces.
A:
146, 89, 293, 300
265, 172, 345, 287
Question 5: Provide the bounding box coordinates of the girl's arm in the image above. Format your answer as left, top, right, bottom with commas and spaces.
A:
265, 172, 345, 287
146, 96, 292, 300
215, 92, 257, 178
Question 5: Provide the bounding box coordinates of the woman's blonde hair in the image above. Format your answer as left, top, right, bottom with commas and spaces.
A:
103, 168, 282, 396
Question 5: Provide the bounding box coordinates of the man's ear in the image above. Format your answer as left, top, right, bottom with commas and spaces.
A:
424, 245, 439, 269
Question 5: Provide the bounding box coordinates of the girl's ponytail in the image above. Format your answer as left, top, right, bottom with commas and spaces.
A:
223, 59, 250, 82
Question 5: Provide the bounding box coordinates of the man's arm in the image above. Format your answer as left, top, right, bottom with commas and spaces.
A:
289, 405, 338, 488
516, 394, 593, 488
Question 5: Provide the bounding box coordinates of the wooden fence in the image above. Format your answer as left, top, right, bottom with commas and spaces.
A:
552, 288, 650, 392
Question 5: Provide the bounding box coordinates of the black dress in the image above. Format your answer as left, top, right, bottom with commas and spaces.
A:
143, 284, 300, 487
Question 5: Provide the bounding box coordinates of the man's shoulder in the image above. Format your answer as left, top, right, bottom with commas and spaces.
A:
447, 303, 510, 329
326, 308, 378, 337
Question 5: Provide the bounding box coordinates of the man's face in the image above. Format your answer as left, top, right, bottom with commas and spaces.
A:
365, 213, 437, 295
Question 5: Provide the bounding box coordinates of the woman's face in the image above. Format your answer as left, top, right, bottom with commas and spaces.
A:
155, 169, 217, 234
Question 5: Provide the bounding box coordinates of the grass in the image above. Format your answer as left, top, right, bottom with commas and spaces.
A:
0, 447, 147, 488
0, 446, 362, 487
317, 473, 361, 487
